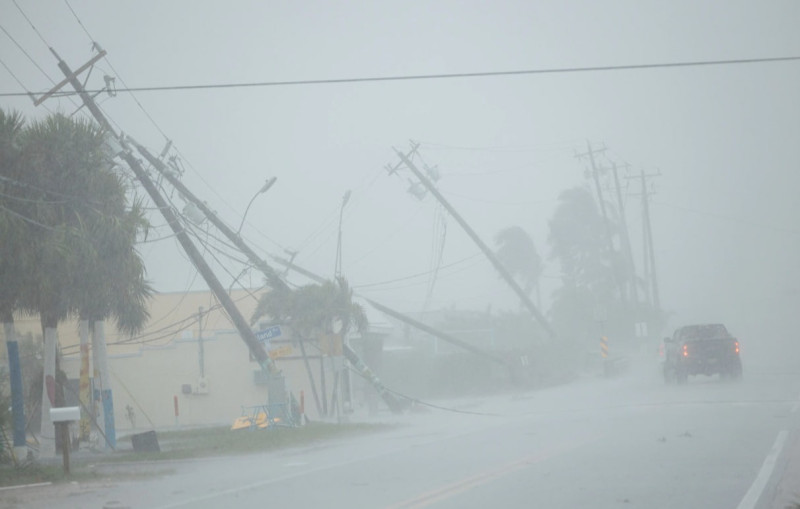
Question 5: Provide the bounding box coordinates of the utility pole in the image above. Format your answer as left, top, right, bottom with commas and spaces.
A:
48, 48, 276, 375
198, 306, 205, 379
129, 142, 411, 412
640, 169, 660, 311
575, 141, 627, 303
390, 143, 556, 339
626, 169, 661, 310
269, 255, 512, 370
608, 161, 639, 304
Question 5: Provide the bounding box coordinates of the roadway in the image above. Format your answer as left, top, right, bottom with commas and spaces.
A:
6, 354, 800, 509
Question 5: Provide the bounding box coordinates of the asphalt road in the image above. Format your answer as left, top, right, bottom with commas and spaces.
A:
5, 357, 800, 509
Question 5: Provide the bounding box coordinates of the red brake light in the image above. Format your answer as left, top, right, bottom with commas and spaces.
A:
735, 341, 740, 354
682, 344, 689, 357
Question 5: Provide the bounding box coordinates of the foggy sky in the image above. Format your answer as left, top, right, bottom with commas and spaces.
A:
1, 1, 798, 348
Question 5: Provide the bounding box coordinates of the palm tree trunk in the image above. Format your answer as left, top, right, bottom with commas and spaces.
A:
3, 320, 27, 460
78, 319, 91, 441
92, 320, 115, 449
297, 338, 322, 418
39, 323, 58, 457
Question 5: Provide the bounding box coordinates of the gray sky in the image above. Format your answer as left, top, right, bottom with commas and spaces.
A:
2, 1, 799, 343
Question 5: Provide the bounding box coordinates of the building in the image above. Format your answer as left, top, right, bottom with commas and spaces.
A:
1, 288, 391, 435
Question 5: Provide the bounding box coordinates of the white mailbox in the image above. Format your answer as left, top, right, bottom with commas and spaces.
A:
50, 406, 80, 423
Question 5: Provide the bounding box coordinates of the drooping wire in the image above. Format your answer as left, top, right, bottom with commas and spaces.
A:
3, 55, 798, 98
12, 0, 51, 48
62, 0, 171, 143
0, 22, 57, 87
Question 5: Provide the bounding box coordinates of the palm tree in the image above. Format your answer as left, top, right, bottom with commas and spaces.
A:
0, 109, 30, 457
252, 276, 367, 417
547, 186, 614, 293
13, 113, 151, 452
0, 109, 27, 338
547, 186, 633, 352
73, 194, 151, 444
494, 226, 543, 304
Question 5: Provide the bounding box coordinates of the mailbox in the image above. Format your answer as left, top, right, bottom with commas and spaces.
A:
50, 406, 80, 423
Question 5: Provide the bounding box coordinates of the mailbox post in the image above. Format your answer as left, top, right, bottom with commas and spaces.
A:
50, 406, 79, 474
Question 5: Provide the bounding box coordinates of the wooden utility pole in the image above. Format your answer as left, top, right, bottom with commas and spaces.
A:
391, 143, 556, 339
626, 170, 661, 310
129, 142, 411, 412
575, 142, 627, 303
48, 49, 275, 373
640, 170, 660, 310
608, 161, 639, 304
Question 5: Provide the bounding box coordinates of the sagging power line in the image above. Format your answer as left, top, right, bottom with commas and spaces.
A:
2, 55, 799, 98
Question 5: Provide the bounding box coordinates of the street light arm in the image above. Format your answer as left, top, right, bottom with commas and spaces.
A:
237, 177, 276, 235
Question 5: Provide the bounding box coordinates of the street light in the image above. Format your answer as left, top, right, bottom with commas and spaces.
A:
237, 177, 276, 235
334, 190, 352, 278
333, 189, 352, 420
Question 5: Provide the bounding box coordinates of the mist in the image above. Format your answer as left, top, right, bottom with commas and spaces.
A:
1, 1, 799, 507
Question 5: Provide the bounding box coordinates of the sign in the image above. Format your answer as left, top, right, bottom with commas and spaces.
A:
268, 345, 293, 359
600, 336, 609, 358
255, 325, 282, 344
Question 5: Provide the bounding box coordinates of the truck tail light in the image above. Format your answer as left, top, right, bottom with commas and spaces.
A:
734, 341, 740, 354
682, 344, 689, 357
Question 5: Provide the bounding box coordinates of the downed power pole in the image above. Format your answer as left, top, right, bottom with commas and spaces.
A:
391, 143, 556, 339
49, 49, 276, 375
266, 255, 513, 370
130, 142, 409, 413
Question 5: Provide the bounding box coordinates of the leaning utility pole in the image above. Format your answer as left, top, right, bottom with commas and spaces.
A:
266, 254, 512, 369
626, 170, 661, 310
130, 142, 410, 412
640, 169, 660, 310
390, 143, 556, 338
608, 161, 639, 304
49, 49, 276, 375
576, 142, 627, 303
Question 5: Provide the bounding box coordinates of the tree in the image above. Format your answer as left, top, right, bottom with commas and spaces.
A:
4, 112, 151, 453
0, 109, 28, 333
253, 275, 367, 341
252, 275, 367, 417
548, 187, 615, 293
547, 186, 623, 350
495, 225, 543, 305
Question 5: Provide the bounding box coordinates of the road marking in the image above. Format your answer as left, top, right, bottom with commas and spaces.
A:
151, 424, 510, 509
384, 437, 597, 509
736, 430, 788, 509
0, 481, 52, 491
384, 456, 539, 509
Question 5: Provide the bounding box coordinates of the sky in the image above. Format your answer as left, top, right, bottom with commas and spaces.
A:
1, 1, 799, 350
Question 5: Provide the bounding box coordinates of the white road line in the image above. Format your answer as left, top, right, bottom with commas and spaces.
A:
736, 430, 788, 509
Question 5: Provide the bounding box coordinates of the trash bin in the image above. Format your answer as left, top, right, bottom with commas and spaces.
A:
131, 430, 160, 452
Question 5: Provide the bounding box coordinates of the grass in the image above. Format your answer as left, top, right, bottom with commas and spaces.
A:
108, 421, 393, 462
0, 463, 102, 487
0, 421, 392, 487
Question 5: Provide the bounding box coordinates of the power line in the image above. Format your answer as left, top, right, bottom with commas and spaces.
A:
0, 56, 33, 98
12, 0, 51, 48
354, 252, 483, 290
2, 55, 798, 98
0, 22, 56, 87
62, 0, 171, 142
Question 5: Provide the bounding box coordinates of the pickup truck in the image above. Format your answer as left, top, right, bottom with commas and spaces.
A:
663, 323, 742, 384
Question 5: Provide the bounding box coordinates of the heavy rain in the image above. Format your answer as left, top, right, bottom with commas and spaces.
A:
1, 2, 799, 508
